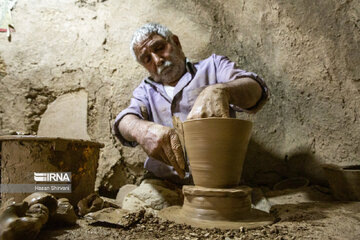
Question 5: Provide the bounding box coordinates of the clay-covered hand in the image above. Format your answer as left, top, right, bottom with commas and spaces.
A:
187, 84, 230, 120
138, 123, 186, 178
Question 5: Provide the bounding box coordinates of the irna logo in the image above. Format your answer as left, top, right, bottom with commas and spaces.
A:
34, 172, 71, 182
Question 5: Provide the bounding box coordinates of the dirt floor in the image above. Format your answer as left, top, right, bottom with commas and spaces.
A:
37, 201, 360, 240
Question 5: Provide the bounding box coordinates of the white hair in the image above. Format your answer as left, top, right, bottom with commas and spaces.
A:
130, 23, 173, 60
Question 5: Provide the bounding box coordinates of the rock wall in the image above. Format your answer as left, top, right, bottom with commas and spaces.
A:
0, 0, 359, 194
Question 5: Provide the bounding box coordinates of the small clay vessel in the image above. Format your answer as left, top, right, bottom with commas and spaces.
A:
273, 177, 309, 191
183, 118, 252, 188
323, 164, 360, 201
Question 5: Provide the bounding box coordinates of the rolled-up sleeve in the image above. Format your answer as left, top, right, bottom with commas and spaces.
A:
113, 82, 151, 147
214, 54, 269, 113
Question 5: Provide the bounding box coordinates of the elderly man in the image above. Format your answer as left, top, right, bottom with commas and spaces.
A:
114, 23, 268, 186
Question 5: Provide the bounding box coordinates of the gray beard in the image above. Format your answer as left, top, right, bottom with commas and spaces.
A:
157, 61, 173, 75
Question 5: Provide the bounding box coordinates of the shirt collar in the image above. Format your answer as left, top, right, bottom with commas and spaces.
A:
185, 58, 197, 77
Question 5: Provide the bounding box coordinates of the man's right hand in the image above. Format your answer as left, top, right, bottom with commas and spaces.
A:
119, 115, 185, 178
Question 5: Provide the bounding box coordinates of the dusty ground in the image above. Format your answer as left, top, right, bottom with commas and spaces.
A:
38, 201, 360, 240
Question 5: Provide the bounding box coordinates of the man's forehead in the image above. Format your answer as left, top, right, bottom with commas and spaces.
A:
135, 34, 167, 53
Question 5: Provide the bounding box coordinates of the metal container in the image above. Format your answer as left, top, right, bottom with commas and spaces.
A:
0, 135, 104, 205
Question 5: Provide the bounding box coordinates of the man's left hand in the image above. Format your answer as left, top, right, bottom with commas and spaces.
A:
187, 84, 230, 120
187, 78, 264, 120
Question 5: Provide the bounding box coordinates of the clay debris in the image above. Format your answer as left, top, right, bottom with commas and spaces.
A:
77, 193, 121, 217
121, 179, 183, 214
0, 192, 78, 240
85, 208, 145, 228
50, 198, 78, 226
0, 200, 43, 240
77, 193, 104, 216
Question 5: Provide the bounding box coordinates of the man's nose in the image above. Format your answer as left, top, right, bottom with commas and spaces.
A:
151, 53, 164, 66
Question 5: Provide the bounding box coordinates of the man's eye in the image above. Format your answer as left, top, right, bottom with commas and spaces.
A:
155, 45, 165, 52
143, 56, 151, 63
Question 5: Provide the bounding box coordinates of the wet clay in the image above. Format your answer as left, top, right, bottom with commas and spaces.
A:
23, 192, 58, 216
26, 203, 49, 225
183, 118, 252, 188
159, 185, 274, 230
0, 201, 45, 240
159, 206, 273, 230
182, 185, 252, 221
0, 193, 80, 239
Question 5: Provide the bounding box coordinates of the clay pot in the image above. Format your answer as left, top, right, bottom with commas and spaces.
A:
323, 164, 360, 201
183, 118, 252, 188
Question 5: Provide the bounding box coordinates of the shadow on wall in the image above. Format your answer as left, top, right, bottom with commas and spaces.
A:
243, 139, 328, 187
162, 3, 328, 186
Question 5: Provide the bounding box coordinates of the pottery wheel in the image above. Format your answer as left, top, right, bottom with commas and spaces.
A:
159, 185, 274, 230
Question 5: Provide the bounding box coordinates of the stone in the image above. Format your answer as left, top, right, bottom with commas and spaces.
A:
50, 198, 77, 225
37, 90, 91, 140
116, 184, 138, 207
77, 193, 104, 216
122, 179, 183, 214
251, 188, 272, 213
100, 196, 121, 209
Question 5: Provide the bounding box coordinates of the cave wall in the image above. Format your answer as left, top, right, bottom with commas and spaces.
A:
0, 0, 358, 193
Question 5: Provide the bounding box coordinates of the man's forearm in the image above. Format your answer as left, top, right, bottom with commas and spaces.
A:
223, 77, 263, 110
118, 114, 152, 143
118, 114, 186, 177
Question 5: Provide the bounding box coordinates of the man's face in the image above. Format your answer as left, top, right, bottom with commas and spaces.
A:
134, 34, 186, 86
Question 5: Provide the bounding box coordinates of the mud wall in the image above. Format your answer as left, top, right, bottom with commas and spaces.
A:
0, 0, 359, 194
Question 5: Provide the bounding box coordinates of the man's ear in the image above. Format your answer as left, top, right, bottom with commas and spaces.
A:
171, 35, 182, 49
